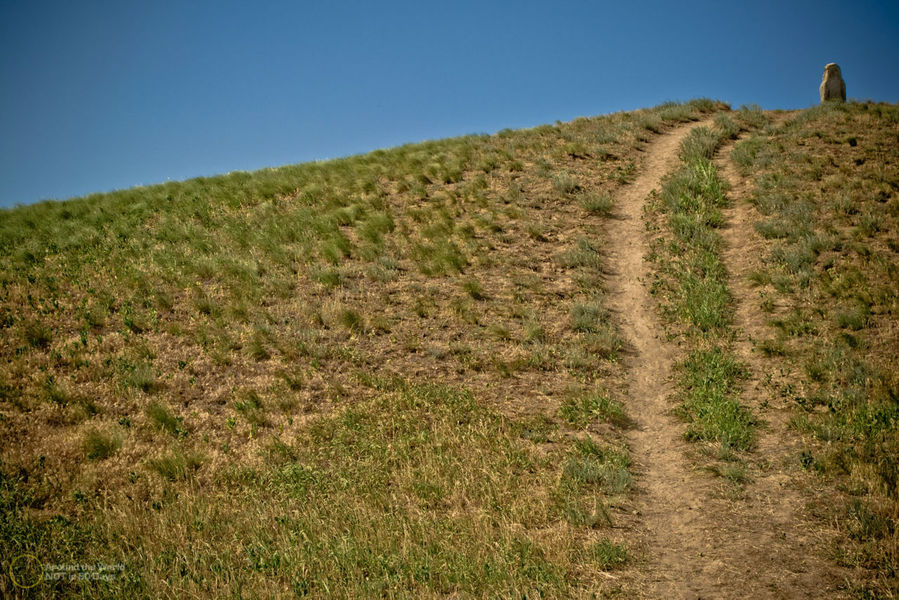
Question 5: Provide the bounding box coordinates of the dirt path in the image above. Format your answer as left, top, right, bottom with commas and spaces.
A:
604, 119, 841, 598
604, 119, 726, 598
714, 130, 846, 598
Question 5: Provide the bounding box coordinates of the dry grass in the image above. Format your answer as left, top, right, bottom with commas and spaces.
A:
0, 100, 724, 597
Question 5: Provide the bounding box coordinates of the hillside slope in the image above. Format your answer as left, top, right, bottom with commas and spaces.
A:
1, 99, 896, 598
724, 102, 899, 597
0, 100, 721, 598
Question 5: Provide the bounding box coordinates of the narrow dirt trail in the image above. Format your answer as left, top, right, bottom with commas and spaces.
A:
604, 119, 725, 598
714, 131, 846, 598
603, 119, 842, 599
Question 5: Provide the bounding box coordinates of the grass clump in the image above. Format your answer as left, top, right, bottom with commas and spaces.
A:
636, 112, 663, 133
714, 113, 741, 140
570, 302, 607, 333
123, 362, 158, 393
581, 327, 622, 360
591, 539, 628, 570
146, 401, 187, 437
679, 127, 720, 163
338, 308, 364, 331
82, 428, 121, 460
656, 102, 697, 123
147, 450, 203, 481
562, 237, 603, 270
234, 390, 268, 428
579, 191, 614, 216
23, 320, 52, 349
560, 389, 628, 428
562, 438, 631, 494
461, 278, 486, 300
310, 265, 344, 287
487, 322, 511, 341
734, 104, 769, 130
247, 332, 271, 361
411, 238, 468, 276
552, 172, 580, 195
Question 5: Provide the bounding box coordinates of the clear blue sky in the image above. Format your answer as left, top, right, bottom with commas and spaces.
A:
2, 0, 897, 208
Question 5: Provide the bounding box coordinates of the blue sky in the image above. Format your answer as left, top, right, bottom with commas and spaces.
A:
1, 0, 897, 208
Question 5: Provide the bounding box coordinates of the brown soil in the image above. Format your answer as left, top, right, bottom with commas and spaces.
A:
604, 119, 844, 598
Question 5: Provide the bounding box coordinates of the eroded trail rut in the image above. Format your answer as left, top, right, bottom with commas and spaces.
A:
604, 121, 838, 599
604, 120, 718, 598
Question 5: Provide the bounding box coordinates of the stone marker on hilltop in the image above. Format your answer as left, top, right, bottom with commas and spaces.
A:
820, 63, 846, 103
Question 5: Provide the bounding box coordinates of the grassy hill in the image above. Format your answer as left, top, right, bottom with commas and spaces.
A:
727, 102, 899, 595
0, 99, 896, 598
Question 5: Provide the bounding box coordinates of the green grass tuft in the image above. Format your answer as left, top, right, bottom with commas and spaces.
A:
82, 428, 121, 460
579, 191, 615, 216
560, 389, 629, 428
679, 348, 753, 451
591, 539, 628, 570
146, 401, 187, 437
147, 451, 204, 481
552, 172, 580, 195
